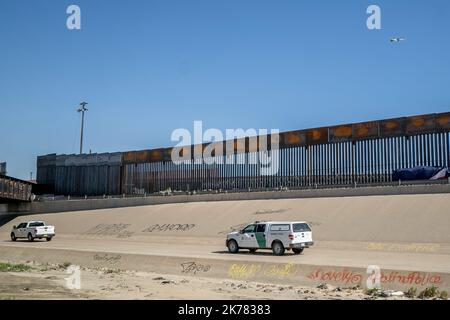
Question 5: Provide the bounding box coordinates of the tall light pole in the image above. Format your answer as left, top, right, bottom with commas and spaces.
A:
77, 102, 88, 154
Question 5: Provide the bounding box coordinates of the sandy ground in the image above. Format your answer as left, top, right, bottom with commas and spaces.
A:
0, 261, 418, 300
1, 193, 449, 298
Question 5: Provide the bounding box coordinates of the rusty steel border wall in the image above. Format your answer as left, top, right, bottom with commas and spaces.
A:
37, 112, 450, 196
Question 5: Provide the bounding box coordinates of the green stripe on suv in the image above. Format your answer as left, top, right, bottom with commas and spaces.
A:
255, 233, 266, 248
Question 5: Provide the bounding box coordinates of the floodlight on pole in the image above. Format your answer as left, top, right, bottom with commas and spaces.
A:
77, 102, 88, 154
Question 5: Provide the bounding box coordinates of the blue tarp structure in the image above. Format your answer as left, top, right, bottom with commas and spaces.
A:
392, 166, 450, 181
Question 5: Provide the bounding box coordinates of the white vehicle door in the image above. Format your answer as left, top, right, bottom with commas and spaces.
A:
239, 224, 258, 248
23, 223, 31, 237
17, 223, 27, 237
255, 224, 267, 249
292, 223, 313, 243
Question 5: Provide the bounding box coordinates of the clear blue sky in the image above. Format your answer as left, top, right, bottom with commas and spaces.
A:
1, 0, 449, 179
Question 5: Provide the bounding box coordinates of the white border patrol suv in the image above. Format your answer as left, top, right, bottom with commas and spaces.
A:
226, 221, 313, 256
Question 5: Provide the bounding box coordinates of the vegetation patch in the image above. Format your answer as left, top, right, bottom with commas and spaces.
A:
59, 262, 72, 269
404, 287, 417, 298
418, 286, 440, 299
0, 263, 31, 272
364, 288, 379, 296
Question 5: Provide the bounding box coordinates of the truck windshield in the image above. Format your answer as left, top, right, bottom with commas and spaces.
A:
242, 225, 256, 233
29, 222, 45, 227
293, 223, 311, 232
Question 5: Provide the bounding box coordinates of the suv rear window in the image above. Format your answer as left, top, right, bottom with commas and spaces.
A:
293, 223, 311, 232
270, 224, 290, 231
29, 222, 45, 227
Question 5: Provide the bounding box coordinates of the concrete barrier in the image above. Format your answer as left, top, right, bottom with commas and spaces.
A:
24, 183, 450, 215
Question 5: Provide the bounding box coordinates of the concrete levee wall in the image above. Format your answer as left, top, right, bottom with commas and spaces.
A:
14, 183, 450, 215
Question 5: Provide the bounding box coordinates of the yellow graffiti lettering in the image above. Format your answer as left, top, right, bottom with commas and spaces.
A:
228, 264, 261, 279
265, 263, 294, 277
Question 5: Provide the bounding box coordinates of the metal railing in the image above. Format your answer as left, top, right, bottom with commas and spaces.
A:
0, 175, 33, 201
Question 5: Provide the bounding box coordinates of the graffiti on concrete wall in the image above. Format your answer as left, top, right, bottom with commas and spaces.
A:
254, 208, 290, 215
142, 224, 196, 233
84, 223, 134, 238
307, 268, 442, 286
181, 262, 211, 274
367, 242, 440, 253
264, 263, 295, 277
93, 254, 122, 264
307, 268, 363, 285
228, 263, 262, 279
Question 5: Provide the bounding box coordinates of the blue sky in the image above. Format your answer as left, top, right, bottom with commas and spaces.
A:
1, 0, 449, 179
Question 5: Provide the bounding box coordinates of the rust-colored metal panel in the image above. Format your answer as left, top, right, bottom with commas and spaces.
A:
435, 112, 450, 131
269, 132, 280, 150
406, 114, 436, 135
256, 133, 272, 150
170, 145, 191, 161
122, 150, 151, 163
247, 136, 259, 152
135, 150, 151, 162
380, 117, 406, 137
353, 121, 379, 140
149, 149, 164, 162
121, 151, 136, 163
201, 141, 223, 158
162, 148, 173, 162
234, 138, 246, 154
191, 143, 204, 159
329, 125, 352, 142
280, 130, 306, 148
306, 127, 328, 145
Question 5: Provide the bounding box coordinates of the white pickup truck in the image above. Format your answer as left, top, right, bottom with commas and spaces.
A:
11, 221, 55, 242
226, 221, 313, 256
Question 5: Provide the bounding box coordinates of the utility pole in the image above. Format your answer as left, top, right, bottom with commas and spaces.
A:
77, 102, 88, 154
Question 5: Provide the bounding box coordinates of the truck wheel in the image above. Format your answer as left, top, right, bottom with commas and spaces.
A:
27, 233, 34, 242
227, 240, 239, 254
10, 233, 16, 242
292, 248, 304, 255
46, 237, 52, 241
272, 241, 285, 256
